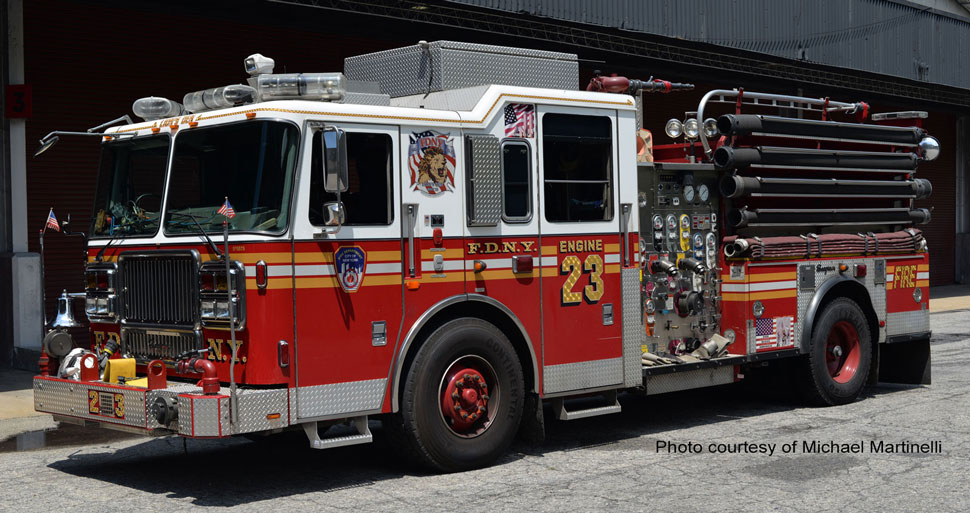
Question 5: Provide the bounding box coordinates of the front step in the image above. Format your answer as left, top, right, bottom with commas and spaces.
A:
302, 416, 373, 450
552, 390, 622, 420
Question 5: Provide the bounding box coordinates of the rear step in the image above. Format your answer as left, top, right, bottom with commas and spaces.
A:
302, 416, 373, 450
552, 390, 621, 420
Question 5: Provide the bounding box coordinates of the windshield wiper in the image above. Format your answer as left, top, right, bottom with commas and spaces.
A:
168, 212, 224, 259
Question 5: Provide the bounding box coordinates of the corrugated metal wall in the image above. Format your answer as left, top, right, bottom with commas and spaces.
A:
451, 0, 970, 91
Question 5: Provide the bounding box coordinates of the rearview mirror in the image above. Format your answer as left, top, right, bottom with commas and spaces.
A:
322, 127, 348, 193
323, 201, 346, 227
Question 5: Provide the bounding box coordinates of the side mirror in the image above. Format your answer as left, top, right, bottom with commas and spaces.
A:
322, 127, 348, 193
323, 201, 346, 227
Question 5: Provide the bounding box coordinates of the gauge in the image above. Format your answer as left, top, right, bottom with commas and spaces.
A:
645, 299, 657, 314
666, 214, 677, 230
683, 185, 695, 202
653, 215, 664, 230
680, 215, 691, 229
698, 184, 710, 202
638, 191, 648, 208
693, 232, 704, 248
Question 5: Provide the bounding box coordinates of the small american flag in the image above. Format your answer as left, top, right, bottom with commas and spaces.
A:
45, 208, 60, 232
504, 104, 535, 138
755, 316, 794, 349
216, 198, 236, 219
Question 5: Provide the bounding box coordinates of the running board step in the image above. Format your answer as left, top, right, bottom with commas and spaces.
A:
553, 390, 621, 420
302, 416, 372, 450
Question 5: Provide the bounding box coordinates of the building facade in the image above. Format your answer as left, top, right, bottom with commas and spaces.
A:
2, 0, 968, 368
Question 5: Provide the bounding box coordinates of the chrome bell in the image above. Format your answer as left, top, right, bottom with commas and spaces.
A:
51, 289, 83, 329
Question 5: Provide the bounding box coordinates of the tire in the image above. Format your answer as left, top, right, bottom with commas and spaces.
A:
799, 297, 873, 406
390, 317, 524, 472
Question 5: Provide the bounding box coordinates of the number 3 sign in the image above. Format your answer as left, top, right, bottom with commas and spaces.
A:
5, 85, 32, 118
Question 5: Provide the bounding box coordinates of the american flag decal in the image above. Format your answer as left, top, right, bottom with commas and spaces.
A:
755, 316, 795, 350
504, 104, 535, 138
45, 208, 60, 232
217, 198, 236, 219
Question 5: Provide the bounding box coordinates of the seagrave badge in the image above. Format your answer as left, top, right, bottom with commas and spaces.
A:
409, 130, 456, 196
334, 246, 366, 293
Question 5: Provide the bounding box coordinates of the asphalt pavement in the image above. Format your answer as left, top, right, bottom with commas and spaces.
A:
0, 294, 968, 512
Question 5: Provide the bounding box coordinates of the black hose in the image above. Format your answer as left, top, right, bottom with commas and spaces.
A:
717, 114, 926, 145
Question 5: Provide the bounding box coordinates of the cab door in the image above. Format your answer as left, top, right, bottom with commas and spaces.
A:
537, 107, 624, 395
292, 122, 402, 420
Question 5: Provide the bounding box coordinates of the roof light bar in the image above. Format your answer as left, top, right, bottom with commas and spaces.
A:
183, 85, 257, 114
132, 97, 183, 121
256, 73, 346, 101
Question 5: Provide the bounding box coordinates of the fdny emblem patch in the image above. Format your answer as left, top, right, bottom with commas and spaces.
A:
409, 130, 456, 196
334, 246, 366, 293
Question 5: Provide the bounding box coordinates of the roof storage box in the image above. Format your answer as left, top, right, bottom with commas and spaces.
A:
344, 40, 578, 98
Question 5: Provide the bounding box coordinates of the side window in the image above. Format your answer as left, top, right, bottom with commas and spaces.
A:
541, 114, 613, 222
310, 131, 393, 226
502, 140, 531, 222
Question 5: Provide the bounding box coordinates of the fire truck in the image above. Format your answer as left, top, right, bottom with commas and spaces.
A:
32, 41, 936, 472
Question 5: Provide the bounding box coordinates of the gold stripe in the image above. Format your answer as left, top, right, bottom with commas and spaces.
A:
541, 245, 557, 256
245, 278, 291, 290
916, 279, 929, 287
633, 242, 639, 253
917, 264, 930, 271
420, 272, 466, 284
721, 289, 797, 302
467, 268, 541, 280
605, 243, 620, 253
748, 272, 797, 282
886, 283, 893, 290
421, 248, 464, 259
109, 93, 632, 133
605, 264, 621, 274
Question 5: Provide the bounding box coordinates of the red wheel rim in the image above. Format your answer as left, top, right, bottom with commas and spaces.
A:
825, 321, 861, 384
438, 355, 498, 438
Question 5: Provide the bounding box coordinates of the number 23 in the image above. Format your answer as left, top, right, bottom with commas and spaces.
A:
561, 254, 605, 305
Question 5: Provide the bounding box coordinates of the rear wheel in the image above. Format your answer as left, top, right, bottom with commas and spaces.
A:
391, 318, 524, 472
799, 297, 872, 405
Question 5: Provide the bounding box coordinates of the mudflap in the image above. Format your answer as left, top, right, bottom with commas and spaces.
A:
877, 336, 932, 385
516, 392, 545, 445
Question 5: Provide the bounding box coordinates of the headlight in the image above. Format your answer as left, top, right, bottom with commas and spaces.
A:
85, 297, 97, 315
684, 118, 700, 139
665, 119, 683, 138
96, 298, 109, 315
201, 300, 216, 319
215, 301, 230, 319
703, 118, 718, 138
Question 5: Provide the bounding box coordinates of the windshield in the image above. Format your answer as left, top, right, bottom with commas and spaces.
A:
164, 121, 299, 235
90, 136, 170, 238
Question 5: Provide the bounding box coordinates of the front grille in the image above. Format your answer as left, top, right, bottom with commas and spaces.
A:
123, 329, 201, 361
120, 253, 198, 327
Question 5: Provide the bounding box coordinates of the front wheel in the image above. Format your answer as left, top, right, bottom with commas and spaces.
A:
799, 297, 873, 406
391, 318, 524, 472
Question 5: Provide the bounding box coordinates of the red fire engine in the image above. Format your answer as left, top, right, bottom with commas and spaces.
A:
33, 41, 936, 472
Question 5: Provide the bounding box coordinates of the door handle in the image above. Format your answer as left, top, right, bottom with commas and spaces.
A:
404, 204, 417, 277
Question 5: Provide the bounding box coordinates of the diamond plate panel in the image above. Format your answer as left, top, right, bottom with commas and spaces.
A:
232, 389, 289, 435
34, 378, 148, 429
297, 378, 387, 419
622, 268, 644, 388
178, 394, 230, 438
391, 85, 492, 111
887, 309, 931, 336
543, 357, 623, 394
466, 134, 502, 226
645, 366, 734, 396
146, 383, 201, 430
344, 41, 577, 98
